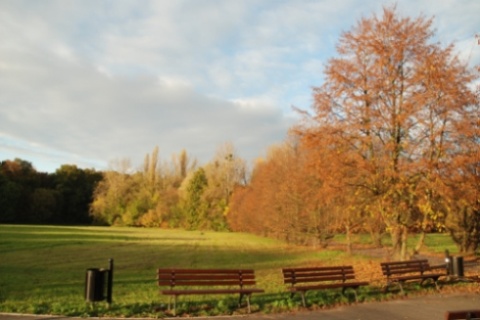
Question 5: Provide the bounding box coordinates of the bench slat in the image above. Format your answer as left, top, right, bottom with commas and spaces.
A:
284, 269, 355, 277
391, 274, 442, 282
158, 280, 257, 286
384, 268, 426, 275
162, 288, 265, 295
283, 266, 354, 272
445, 310, 480, 320
158, 269, 254, 274
284, 275, 356, 284
288, 281, 369, 291
158, 274, 255, 281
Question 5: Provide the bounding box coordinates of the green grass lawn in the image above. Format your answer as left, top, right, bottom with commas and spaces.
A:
0, 225, 462, 317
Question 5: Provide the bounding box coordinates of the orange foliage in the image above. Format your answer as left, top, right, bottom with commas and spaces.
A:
228, 6, 478, 255
292, 6, 478, 257
228, 140, 337, 246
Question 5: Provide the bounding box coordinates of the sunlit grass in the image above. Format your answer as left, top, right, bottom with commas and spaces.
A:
0, 225, 349, 316
0, 225, 463, 317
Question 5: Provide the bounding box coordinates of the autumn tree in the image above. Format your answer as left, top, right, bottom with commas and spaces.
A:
31, 188, 59, 223
54, 164, 102, 224
171, 149, 198, 187
90, 159, 136, 225
228, 140, 334, 246
183, 167, 208, 230
129, 146, 162, 226
442, 100, 480, 253
138, 149, 197, 227
175, 143, 246, 231
202, 143, 247, 230
295, 6, 478, 259
91, 147, 198, 227
0, 159, 36, 222
0, 173, 21, 223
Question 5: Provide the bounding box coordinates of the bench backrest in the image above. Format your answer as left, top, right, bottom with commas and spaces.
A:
282, 266, 356, 286
445, 310, 480, 320
380, 259, 431, 277
157, 269, 257, 289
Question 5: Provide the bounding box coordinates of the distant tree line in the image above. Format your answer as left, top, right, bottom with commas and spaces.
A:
0, 159, 102, 224
89, 144, 247, 231
0, 142, 246, 230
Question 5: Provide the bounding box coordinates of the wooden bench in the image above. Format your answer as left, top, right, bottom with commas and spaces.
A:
157, 268, 264, 315
380, 259, 446, 294
282, 265, 369, 307
445, 310, 480, 320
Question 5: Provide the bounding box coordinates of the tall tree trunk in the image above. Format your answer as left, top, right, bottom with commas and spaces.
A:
390, 225, 409, 260
346, 224, 352, 255
369, 229, 383, 248
414, 231, 426, 254
400, 226, 408, 260
391, 226, 402, 260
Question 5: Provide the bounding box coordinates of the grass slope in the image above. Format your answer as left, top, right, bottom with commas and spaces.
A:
0, 225, 469, 317
0, 225, 349, 317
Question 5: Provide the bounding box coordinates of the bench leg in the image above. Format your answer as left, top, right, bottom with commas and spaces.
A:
385, 280, 405, 295
428, 278, 440, 291
421, 277, 441, 291
238, 293, 252, 313
172, 295, 177, 316
398, 282, 405, 295
246, 294, 251, 313
166, 296, 174, 313
383, 283, 389, 293
300, 291, 306, 308
383, 280, 395, 294
342, 287, 359, 303
385, 281, 405, 295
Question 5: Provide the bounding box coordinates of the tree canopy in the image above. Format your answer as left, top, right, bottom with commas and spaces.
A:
291, 6, 478, 258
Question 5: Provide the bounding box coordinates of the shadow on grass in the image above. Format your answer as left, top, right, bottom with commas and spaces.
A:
147, 286, 389, 317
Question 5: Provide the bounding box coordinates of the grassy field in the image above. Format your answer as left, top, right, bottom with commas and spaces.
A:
0, 225, 466, 317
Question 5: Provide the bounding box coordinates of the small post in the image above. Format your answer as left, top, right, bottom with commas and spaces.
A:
106, 258, 113, 307
445, 250, 452, 276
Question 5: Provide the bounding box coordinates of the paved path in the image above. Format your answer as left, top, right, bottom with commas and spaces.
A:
0, 293, 479, 320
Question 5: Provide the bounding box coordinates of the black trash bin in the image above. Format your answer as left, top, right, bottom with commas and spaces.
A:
85, 268, 105, 302
84, 259, 114, 305
452, 256, 464, 277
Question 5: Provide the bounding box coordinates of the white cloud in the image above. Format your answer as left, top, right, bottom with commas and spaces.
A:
0, 0, 478, 172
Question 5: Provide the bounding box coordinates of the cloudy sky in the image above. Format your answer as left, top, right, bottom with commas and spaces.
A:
1, 0, 479, 172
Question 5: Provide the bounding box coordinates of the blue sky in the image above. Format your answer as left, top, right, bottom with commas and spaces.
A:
1, 0, 479, 172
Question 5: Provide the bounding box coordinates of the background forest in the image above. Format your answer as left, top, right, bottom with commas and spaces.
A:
1, 8, 479, 260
